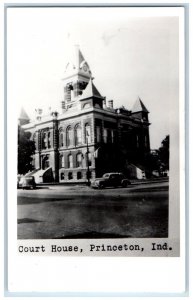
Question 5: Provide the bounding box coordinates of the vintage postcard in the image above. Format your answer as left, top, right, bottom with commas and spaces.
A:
6, 4, 186, 294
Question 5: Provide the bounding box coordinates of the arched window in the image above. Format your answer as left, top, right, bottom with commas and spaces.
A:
66, 126, 73, 147
60, 173, 65, 180
87, 152, 92, 166
42, 155, 49, 170
48, 132, 51, 148
75, 124, 82, 146
42, 132, 47, 149
85, 123, 91, 143
76, 153, 82, 168
67, 154, 73, 168
96, 126, 101, 143
83, 103, 91, 109
103, 129, 107, 143
59, 130, 64, 147
59, 154, 65, 168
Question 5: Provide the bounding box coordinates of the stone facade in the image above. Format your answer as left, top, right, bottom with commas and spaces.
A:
20, 46, 151, 183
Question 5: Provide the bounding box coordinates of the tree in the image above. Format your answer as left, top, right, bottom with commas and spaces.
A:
158, 135, 169, 171
18, 125, 35, 174
144, 150, 161, 178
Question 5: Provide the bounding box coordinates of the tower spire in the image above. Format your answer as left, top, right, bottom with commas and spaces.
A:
132, 97, 149, 113
18, 107, 30, 125
61, 45, 93, 111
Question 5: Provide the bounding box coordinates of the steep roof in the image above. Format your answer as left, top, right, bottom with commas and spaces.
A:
19, 107, 30, 120
63, 45, 91, 78
77, 46, 85, 67
79, 79, 103, 100
132, 97, 149, 113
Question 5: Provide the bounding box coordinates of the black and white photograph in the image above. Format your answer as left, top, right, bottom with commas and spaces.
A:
6, 6, 184, 259
3, 2, 189, 296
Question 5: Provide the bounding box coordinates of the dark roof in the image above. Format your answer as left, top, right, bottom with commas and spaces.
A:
79, 80, 103, 100
132, 97, 149, 113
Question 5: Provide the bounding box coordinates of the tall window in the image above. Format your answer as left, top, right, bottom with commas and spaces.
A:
42, 155, 49, 169
59, 154, 65, 168
107, 129, 112, 143
75, 124, 82, 146
104, 129, 107, 143
111, 130, 114, 143
76, 153, 82, 168
41, 131, 51, 149
42, 132, 47, 149
67, 154, 73, 168
96, 126, 101, 143
85, 124, 91, 143
33, 132, 37, 150
48, 132, 51, 148
59, 130, 64, 147
88, 152, 92, 166
66, 126, 73, 147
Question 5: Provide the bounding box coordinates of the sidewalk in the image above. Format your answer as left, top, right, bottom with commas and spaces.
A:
36, 177, 169, 190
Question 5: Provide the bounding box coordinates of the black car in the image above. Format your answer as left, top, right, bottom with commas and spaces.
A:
22, 176, 36, 189
91, 173, 131, 189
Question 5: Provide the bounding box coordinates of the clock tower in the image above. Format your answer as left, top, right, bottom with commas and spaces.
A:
61, 45, 92, 111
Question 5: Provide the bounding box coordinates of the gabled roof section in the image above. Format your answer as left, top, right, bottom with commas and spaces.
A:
63, 45, 91, 78
19, 107, 30, 120
132, 97, 149, 113
79, 80, 103, 100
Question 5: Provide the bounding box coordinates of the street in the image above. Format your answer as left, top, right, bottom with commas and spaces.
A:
17, 181, 168, 239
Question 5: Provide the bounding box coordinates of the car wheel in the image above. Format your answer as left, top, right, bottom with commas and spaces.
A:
99, 183, 104, 189
122, 181, 128, 188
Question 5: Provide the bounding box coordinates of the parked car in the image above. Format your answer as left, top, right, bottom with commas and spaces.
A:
22, 176, 36, 189
91, 173, 131, 189
17, 175, 24, 189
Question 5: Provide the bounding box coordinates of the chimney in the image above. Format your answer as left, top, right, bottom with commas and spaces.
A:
35, 108, 43, 121
103, 97, 107, 108
108, 100, 113, 109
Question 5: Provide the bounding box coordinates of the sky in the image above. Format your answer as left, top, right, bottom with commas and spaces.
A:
7, 7, 180, 149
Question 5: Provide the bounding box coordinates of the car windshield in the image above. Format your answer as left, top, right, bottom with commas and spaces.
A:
103, 174, 110, 179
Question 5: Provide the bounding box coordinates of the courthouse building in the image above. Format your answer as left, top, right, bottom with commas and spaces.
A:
20, 46, 151, 183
